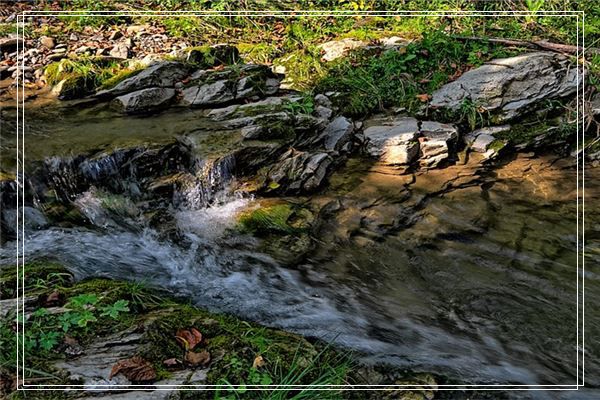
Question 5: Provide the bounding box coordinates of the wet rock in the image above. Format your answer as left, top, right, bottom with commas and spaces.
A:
464, 125, 511, 152
182, 80, 235, 106
1, 207, 48, 236
238, 112, 294, 140
112, 87, 176, 114
419, 121, 458, 168
182, 65, 281, 107
96, 61, 190, 98
430, 52, 580, 122
364, 116, 420, 165
267, 149, 332, 193
319, 38, 366, 61
39, 36, 55, 49
321, 116, 354, 152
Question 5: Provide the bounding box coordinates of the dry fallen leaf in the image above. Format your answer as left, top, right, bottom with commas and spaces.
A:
175, 327, 203, 351
109, 356, 157, 382
184, 350, 211, 367
252, 355, 265, 369
416, 93, 431, 102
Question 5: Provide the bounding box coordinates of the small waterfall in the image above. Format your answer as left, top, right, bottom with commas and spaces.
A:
175, 154, 237, 210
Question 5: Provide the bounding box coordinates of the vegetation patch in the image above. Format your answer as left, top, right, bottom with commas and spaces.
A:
0, 260, 353, 398
317, 31, 517, 117
44, 57, 145, 97
238, 203, 298, 235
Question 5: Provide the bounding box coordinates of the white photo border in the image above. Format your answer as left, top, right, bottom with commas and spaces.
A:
13, 8, 586, 392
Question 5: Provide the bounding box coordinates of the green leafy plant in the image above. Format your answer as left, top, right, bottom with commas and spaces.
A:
100, 299, 130, 319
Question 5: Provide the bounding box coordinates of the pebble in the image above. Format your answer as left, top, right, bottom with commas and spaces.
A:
69, 33, 78, 41
39, 36, 55, 49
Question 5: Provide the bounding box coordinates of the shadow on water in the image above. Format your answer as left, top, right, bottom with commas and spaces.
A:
1, 103, 599, 397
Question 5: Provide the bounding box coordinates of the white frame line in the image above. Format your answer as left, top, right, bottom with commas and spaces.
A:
13, 9, 585, 392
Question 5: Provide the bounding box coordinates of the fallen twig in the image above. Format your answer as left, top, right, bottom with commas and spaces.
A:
451, 35, 600, 56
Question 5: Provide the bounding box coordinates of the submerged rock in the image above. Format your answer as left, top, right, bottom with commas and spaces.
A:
430, 52, 580, 122
112, 87, 176, 114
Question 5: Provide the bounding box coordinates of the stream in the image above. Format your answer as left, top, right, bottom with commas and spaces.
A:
1, 102, 599, 397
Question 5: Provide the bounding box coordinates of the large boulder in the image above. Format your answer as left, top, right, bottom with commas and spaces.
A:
363, 117, 420, 165
182, 80, 236, 106
96, 61, 190, 98
111, 87, 176, 114
430, 52, 580, 122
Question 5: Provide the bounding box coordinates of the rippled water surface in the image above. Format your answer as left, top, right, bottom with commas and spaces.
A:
1, 104, 598, 397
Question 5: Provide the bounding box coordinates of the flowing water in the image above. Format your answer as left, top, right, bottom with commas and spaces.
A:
1, 102, 599, 397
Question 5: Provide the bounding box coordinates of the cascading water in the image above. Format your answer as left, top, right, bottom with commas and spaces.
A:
2, 105, 599, 399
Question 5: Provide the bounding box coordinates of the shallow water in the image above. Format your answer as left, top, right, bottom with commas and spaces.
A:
1, 103, 599, 396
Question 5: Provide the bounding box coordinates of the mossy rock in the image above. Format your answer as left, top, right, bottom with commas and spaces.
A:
0, 260, 73, 298
186, 44, 240, 68
238, 203, 297, 235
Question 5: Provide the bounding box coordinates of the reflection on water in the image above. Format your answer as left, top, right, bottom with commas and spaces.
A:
1, 103, 598, 395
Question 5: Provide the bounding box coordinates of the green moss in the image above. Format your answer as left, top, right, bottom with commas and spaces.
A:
45, 57, 139, 98
237, 43, 279, 65
488, 139, 507, 152
238, 203, 297, 235
99, 65, 145, 90
0, 260, 73, 298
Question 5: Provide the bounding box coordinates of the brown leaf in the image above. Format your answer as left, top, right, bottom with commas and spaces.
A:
39, 290, 64, 307
175, 328, 203, 351
252, 355, 265, 369
184, 350, 211, 367
109, 356, 157, 383
416, 93, 431, 102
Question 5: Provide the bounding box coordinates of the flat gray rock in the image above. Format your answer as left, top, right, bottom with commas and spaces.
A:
97, 61, 189, 98
112, 87, 176, 114
430, 52, 580, 122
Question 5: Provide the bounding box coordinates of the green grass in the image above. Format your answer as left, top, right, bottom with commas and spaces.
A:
44, 57, 146, 97
316, 30, 516, 116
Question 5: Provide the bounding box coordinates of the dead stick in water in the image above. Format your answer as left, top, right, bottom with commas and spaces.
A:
451, 35, 600, 56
